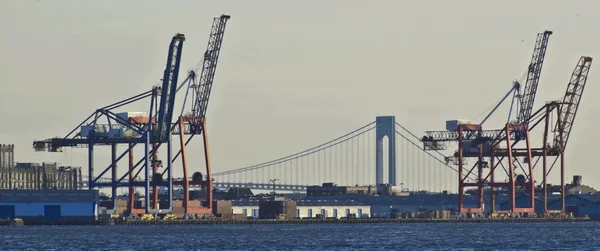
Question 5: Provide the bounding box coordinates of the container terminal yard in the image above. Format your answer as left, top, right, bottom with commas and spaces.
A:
0, 14, 596, 226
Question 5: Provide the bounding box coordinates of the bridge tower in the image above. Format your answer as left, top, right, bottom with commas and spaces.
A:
375, 116, 396, 185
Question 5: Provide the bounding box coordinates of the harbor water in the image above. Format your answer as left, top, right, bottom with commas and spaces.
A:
1, 222, 599, 250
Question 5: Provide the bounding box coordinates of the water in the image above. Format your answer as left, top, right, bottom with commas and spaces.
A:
0, 222, 598, 250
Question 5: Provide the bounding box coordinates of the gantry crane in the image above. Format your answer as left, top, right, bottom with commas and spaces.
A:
32, 14, 232, 216
483, 56, 592, 215
422, 30, 553, 150
169, 14, 231, 215
538, 56, 593, 214
436, 56, 592, 215
33, 33, 186, 215
420, 30, 553, 214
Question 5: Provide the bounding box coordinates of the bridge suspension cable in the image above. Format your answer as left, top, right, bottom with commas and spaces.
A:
213, 121, 377, 176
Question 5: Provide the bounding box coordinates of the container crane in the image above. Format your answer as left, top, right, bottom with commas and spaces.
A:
539, 56, 593, 214
473, 56, 592, 215
32, 33, 186, 215
31, 14, 233, 217
422, 30, 553, 150
420, 30, 553, 214
169, 14, 231, 215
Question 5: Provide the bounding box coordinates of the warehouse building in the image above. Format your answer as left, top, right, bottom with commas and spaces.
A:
0, 189, 98, 221
547, 193, 600, 218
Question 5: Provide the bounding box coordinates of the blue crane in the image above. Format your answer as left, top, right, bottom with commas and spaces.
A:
32, 33, 188, 215
156, 34, 186, 143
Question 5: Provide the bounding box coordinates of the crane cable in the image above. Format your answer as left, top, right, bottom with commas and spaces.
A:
472, 68, 528, 122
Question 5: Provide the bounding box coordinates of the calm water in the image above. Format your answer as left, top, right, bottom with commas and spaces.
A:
0, 222, 598, 250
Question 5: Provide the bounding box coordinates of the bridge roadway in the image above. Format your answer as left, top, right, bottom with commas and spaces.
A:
81, 177, 307, 192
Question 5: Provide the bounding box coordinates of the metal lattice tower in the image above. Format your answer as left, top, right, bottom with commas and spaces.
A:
553, 56, 593, 151
516, 30, 553, 126
190, 15, 230, 133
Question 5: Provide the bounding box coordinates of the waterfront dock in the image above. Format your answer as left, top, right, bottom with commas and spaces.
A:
1, 216, 590, 226
114, 217, 590, 225
0, 218, 24, 226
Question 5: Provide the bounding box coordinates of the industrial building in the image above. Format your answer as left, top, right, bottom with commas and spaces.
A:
0, 144, 83, 190
0, 189, 98, 221
548, 194, 600, 218
497, 176, 598, 215
258, 198, 297, 219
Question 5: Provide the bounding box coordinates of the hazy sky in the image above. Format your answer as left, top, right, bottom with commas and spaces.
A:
1, 1, 599, 190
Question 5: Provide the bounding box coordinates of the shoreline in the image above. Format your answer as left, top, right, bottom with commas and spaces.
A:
1, 217, 591, 226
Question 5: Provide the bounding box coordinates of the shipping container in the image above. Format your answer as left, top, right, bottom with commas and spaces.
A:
123, 129, 140, 138
108, 128, 124, 138
0, 205, 15, 219
116, 112, 148, 122
446, 119, 472, 131
80, 125, 110, 138
461, 140, 492, 153
44, 205, 61, 220
128, 117, 155, 125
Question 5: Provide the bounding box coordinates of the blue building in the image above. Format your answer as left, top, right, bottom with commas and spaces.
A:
303, 193, 513, 216
548, 194, 600, 218
498, 194, 563, 214
0, 189, 98, 221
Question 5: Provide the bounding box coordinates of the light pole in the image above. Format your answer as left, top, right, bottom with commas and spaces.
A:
269, 179, 279, 196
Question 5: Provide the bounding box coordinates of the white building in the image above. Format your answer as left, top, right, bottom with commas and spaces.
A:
232, 199, 370, 219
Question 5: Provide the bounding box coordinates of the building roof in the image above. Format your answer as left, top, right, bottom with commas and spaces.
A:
566, 185, 597, 195
296, 199, 367, 207
0, 189, 98, 203
497, 194, 562, 206
226, 188, 254, 199
568, 193, 600, 203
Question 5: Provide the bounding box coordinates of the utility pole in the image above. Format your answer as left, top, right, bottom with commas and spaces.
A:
269, 178, 279, 196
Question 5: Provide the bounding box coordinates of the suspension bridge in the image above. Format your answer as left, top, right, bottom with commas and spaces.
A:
211, 116, 458, 193
81, 116, 460, 193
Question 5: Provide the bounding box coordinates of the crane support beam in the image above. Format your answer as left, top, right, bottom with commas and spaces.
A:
553, 56, 593, 151
423, 129, 515, 142
157, 34, 186, 142
517, 30, 553, 126
189, 15, 230, 133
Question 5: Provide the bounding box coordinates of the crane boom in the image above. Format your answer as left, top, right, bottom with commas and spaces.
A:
157, 34, 186, 142
553, 56, 593, 151
189, 15, 230, 133
516, 30, 553, 126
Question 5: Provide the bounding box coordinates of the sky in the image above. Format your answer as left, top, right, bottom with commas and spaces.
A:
1, 0, 600, 191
